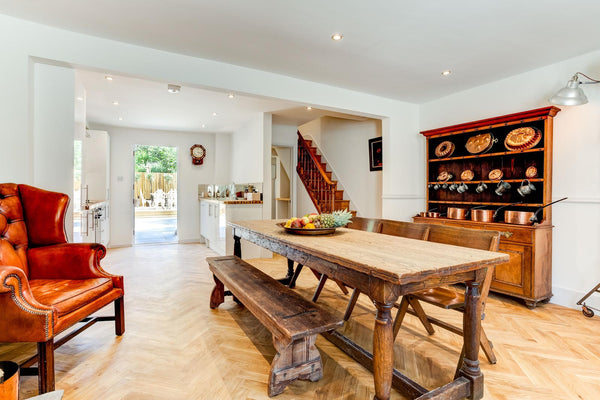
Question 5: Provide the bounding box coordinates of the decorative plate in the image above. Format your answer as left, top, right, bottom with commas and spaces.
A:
488, 169, 503, 180
437, 171, 453, 182
460, 170, 474, 181
465, 133, 495, 154
435, 141, 455, 158
278, 222, 336, 235
504, 127, 542, 151
525, 166, 538, 178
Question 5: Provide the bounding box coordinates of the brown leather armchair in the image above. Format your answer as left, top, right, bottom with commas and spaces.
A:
0, 183, 124, 394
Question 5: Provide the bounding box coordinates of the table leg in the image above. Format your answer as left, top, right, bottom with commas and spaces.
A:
459, 280, 484, 399
373, 301, 394, 400
234, 235, 241, 258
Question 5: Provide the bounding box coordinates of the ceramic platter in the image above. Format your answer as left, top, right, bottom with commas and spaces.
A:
278, 223, 336, 235
504, 127, 542, 151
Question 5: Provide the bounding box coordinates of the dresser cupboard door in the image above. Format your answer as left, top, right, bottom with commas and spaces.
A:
492, 243, 532, 298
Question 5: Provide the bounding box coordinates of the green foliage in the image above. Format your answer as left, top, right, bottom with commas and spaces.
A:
135, 145, 177, 173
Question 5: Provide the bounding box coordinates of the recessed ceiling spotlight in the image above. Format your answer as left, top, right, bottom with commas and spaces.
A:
167, 84, 181, 93
227, 93, 235, 99
306, 106, 312, 110
105, 76, 113, 81
201, 124, 206, 128
331, 33, 343, 41
118, 117, 123, 121
441, 70, 452, 77
212, 112, 218, 116
76, 97, 83, 101
112, 101, 119, 106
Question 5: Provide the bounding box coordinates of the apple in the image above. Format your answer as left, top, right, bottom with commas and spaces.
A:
290, 219, 302, 229
301, 216, 310, 226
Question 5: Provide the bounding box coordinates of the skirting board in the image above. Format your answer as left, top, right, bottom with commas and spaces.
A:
551, 285, 600, 310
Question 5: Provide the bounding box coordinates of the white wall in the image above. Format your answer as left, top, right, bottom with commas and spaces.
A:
420, 49, 600, 309
0, 13, 417, 245
33, 63, 75, 240
230, 114, 265, 184
94, 125, 222, 247
272, 121, 300, 217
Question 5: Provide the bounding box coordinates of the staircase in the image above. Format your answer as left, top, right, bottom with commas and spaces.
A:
297, 131, 352, 214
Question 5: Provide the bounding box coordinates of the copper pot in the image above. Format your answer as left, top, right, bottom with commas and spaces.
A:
504, 197, 567, 225
471, 209, 495, 222
447, 207, 469, 220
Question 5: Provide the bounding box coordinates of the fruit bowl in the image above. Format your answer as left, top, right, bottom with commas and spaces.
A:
277, 222, 336, 235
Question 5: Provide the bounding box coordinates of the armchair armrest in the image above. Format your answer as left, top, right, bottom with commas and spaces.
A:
0, 265, 55, 342
27, 243, 123, 289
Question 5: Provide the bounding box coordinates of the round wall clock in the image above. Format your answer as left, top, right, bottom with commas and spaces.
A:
190, 144, 206, 165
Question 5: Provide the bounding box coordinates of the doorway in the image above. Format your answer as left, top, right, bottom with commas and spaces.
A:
133, 145, 178, 244
271, 146, 293, 219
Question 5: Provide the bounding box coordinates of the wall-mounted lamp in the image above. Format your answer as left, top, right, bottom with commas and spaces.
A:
550, 72, 600, 106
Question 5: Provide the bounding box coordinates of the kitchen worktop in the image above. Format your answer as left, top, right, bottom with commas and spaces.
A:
199, 198, 262, 204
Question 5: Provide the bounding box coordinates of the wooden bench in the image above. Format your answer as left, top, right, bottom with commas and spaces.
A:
207, 255, 344, 397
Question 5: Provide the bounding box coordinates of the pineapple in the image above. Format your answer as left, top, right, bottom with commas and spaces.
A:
319, 209, 352, 228
319, 213, 335, 228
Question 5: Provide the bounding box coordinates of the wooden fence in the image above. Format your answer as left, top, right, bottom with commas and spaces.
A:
134, 172, 177, 202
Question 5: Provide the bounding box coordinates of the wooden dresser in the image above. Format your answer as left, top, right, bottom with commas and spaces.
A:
414, 107, 560, 308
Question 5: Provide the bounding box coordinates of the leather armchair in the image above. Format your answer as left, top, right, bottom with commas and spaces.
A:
0, 183, 124, 394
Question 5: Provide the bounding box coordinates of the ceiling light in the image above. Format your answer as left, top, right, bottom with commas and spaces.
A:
118, 117, 123, 121
306, 106, 312, 110
227, 93, 235, 99
212, 112, 218, 116
105, 76, 113, 81
441, 70, 452, 77
331, 33, 343, 41
201, 124, 206, 128
112, 101, 119, 106
167, 84, 181, 93
550, 72, 600, 106
76, 97, 83, 101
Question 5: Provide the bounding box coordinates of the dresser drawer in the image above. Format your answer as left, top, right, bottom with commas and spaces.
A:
485, 224, 533, 244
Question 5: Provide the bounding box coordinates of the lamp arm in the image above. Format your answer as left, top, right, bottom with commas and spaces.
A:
576, 72, 600, 84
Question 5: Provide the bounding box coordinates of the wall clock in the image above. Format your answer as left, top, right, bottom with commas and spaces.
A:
190, 144, 206, 165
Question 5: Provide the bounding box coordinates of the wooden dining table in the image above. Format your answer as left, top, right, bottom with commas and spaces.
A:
229, 220, 509, 400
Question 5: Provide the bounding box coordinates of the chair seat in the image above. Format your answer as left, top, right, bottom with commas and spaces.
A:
414, 286, 465, 309
29, 278, 113, 316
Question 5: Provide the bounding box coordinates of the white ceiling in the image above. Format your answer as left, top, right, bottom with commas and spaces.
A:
4, 1, 600, 131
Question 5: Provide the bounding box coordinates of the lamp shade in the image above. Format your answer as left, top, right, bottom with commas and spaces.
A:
549, 76, 588, 105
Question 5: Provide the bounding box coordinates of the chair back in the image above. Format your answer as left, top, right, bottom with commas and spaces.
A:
0, 184, 69, 276
380, 220, 430, 240
425, 223, 500, 299
346, 216, 382, 233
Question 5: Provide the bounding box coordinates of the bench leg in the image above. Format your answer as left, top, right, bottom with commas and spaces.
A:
210, 274, 225, 309
268, 334, 322, 396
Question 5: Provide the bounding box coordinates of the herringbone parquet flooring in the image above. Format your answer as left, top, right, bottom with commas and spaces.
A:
2, 243, 600, 399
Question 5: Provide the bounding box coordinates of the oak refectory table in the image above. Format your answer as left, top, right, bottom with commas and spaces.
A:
228, 220, 509, 400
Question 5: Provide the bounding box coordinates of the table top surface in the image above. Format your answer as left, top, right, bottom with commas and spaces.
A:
230, 220, 509, 285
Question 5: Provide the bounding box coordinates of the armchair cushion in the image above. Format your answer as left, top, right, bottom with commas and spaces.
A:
29, 278, 114, 317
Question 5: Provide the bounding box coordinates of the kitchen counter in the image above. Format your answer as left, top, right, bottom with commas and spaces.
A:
198, 198, 262, 204
83, 200, 108, 210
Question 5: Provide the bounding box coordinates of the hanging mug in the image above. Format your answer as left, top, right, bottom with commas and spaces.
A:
476, 182, 488, 193
433, 183, 441, 190
457, 182, 469, 193
448, 183, 459, 191
495, 180, 511, 196
441, 183, 449, 190
517, 179, 536, 197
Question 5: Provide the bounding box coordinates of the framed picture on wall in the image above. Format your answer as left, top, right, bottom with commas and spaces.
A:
368, 137, 382, 171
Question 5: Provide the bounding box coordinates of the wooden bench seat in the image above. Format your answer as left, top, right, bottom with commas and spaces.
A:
207, 255, 343, 396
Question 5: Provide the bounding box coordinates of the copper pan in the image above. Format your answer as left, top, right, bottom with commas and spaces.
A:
471, 208, 495, 222
447, 207, 469, 220
504, 197, 567, 225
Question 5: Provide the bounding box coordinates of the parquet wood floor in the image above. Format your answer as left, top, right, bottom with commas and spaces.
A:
2, 243, 600, 399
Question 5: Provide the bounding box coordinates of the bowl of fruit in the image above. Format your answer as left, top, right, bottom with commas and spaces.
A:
280, 210, 353, 235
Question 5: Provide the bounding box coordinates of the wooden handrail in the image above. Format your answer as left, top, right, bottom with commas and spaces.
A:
297, 131, 336, 213
297, 132, 336, 185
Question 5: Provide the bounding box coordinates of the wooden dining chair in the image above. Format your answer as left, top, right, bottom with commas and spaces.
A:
392, 224, 501, 374
343, 220, 430, 320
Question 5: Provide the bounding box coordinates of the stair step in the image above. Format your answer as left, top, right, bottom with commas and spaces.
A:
334, 200, 350, 210
335, 190, 344, 200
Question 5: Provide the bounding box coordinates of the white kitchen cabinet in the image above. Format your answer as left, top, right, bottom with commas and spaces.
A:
200, 200, 265, 258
